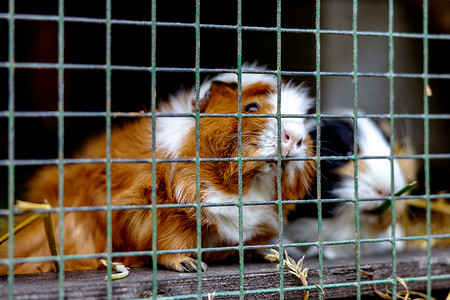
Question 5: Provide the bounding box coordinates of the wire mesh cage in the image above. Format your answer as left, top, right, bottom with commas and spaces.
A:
0, 0, 450, 299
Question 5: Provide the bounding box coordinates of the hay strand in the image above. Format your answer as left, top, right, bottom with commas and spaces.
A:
265, 249, 317, 300
100, 259, 130, 280
0, 214, 40, 245
361, 269, 436, 300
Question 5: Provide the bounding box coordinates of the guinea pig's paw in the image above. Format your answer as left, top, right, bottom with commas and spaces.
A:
162, 255, 208, 272
179, 258, 208, 272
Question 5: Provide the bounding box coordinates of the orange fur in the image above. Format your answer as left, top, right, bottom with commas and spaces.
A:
0, 81, 315, 274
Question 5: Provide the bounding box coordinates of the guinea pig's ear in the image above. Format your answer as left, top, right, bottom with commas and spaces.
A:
210, 81, 238, 96
211, 80, 238, 89
199, 81, 238, 113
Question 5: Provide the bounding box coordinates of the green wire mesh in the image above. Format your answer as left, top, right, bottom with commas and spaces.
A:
1, 0, 450, 299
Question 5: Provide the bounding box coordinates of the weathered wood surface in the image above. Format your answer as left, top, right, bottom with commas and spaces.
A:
1, 250, 449, 299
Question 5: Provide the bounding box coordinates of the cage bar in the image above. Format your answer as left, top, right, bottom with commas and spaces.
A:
7, 0, 16, 299
150, 0, 158, 299
56, 0, 65, 299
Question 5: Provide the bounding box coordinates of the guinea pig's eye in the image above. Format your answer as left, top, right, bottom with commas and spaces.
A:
243, 103, 260, 113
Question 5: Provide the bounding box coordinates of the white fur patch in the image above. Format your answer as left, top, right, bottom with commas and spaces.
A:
283, 161, 308, 187
257, 84, 313, 186
258, 87, 313, 155
283, 204, 405, 259
156, 89, 195, 158
203, 173, 278, 244
333, 118, 406, 210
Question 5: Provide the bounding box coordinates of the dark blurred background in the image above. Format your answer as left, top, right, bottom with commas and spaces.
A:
0, 0, 449, 206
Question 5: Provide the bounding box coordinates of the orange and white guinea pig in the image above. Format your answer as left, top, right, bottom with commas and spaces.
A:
1, 65, 316, 274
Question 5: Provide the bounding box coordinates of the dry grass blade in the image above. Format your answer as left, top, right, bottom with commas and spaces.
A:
404, 192, 450, 249
361, 269, 436, 300
265, 249, 318, 300
0, 214, 40, 245
14, 199, 59, 272
264, 248, 280, 263
208, 291, 216, 300
15, 200, 52, 211
41, 200, 59, 270
100, 259, 130, 280
407, 198, 450, 215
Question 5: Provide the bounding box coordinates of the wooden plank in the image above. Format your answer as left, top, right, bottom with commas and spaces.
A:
0, 250, 449, 299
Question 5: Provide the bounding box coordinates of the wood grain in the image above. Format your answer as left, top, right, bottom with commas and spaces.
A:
1, 250, 449, 299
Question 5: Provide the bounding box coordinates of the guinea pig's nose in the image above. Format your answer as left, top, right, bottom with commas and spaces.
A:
375, 188, 387, 197
281, 129, 303, 157
283, 130, 303, 146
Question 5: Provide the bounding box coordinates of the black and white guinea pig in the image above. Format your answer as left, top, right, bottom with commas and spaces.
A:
284, 116, 416, 259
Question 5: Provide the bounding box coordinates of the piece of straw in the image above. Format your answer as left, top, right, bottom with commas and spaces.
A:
361, 269, 435, 300
407, 199, 450, 215
265, 249, 315, 300
15, 199, 59, 272
100, 259, 130, 280
41, 200, 59, 266
0, 214, 40, 245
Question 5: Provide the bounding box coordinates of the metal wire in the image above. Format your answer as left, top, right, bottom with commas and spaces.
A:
314, 1, 325, 299
194, 0, 203, 298
2, 62, 450, 79
1, 12, 450, 41
236, 1, 245, 299
388, 0, 398, 297
422, 1, 433, 298
276, 1, 286, 298
104, 0, 113, 298
1, 1, 449, 299
350, 1, 363, 297
57, 0, 66, 298
150, 1, 158, 298
7, 1, 16, 299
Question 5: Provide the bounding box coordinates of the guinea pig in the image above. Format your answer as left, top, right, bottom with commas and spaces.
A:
0, 65, 316, 274
284, 116, 416, 259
